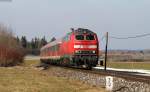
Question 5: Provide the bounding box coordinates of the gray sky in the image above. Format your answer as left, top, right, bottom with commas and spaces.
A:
0, 0, 150, 50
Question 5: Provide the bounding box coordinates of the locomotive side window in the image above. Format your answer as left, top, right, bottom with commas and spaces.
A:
75, 35, 84, 40
63, 35, 70, 41
86, 35, 95, 40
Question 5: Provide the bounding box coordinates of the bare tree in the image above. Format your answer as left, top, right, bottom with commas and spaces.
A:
0, 24, 25, 66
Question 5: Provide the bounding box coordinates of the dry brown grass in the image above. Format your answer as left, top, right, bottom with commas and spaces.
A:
107, 61, 150, 70
0, 60, 106, 92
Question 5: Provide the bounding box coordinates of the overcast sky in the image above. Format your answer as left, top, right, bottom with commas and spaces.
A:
0, 0, 150, 50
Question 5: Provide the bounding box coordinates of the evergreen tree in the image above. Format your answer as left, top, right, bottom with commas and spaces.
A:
40, 36, 47, 47
31, 38, 35, 49
34, 37, 38, 49
50, 37, 56, 42
21, 36, 27, 48
16, 36, 20, 43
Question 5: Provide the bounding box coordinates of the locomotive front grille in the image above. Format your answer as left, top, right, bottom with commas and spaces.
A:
75, 50, 96, 54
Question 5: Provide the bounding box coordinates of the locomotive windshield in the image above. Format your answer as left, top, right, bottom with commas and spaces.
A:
86, 35, 95, 40
75, 35, 84, 40
75, 34, 95, 40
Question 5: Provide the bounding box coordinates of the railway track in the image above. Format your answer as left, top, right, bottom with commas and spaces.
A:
92, 69, 150, 84
38, 63, 150, 84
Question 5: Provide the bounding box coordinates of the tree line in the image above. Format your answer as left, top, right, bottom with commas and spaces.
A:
17, 36, 56, 55
17, 36, 47, 49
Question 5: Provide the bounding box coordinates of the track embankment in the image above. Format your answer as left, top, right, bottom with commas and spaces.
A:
24, 56, 150, 92
42, 65, 150, 92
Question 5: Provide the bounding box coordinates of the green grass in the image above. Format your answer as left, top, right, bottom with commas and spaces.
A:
107, 61, 150, 70
0, 60, 106, 92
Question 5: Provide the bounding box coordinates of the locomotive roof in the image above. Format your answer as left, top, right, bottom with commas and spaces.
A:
41, 39, 62, 51
71, 28, 95, 34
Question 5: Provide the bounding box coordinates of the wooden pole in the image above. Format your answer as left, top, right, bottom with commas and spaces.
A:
104, 32, 108, 71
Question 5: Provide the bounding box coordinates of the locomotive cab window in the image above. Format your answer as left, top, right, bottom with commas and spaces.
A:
63, 35, 70, 41
86, 34, 95, 40
75, 35, 84, 40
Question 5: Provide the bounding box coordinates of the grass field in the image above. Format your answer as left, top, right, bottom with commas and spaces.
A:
107, 61, 150, 70
0, 60, 106, 92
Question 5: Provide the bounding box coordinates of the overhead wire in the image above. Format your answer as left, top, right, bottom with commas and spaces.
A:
100, 32, 150, 70
109, 33, 150, 39
99, 32, 150, 50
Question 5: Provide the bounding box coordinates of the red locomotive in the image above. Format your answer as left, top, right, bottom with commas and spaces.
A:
40, 28, 99, 69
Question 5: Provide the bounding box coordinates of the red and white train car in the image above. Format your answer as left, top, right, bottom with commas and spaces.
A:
40, 28, 99, 69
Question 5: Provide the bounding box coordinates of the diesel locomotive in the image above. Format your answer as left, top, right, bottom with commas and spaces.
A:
40, 28, 99, 69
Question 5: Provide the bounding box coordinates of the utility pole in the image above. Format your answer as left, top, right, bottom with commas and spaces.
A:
104, 32, 108, 71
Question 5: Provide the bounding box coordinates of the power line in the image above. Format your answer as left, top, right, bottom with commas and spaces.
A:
109, 33, 150, 39
0, 0, 12, 2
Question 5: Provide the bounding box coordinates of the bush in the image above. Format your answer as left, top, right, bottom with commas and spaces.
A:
0, 24, 25, 67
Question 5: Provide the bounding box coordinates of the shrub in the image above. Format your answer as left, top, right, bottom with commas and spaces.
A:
0, 24, 25, 67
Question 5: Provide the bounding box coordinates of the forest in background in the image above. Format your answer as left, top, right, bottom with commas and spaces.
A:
0, 24, 56, 66
17, 35, 56, 55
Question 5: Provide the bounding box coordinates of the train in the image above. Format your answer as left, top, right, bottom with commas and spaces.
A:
40, 28, 99, 69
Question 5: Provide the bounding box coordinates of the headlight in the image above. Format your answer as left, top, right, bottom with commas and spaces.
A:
75, 50, 79, 53
75, 50, 80, 54
92, 51, 96, 53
